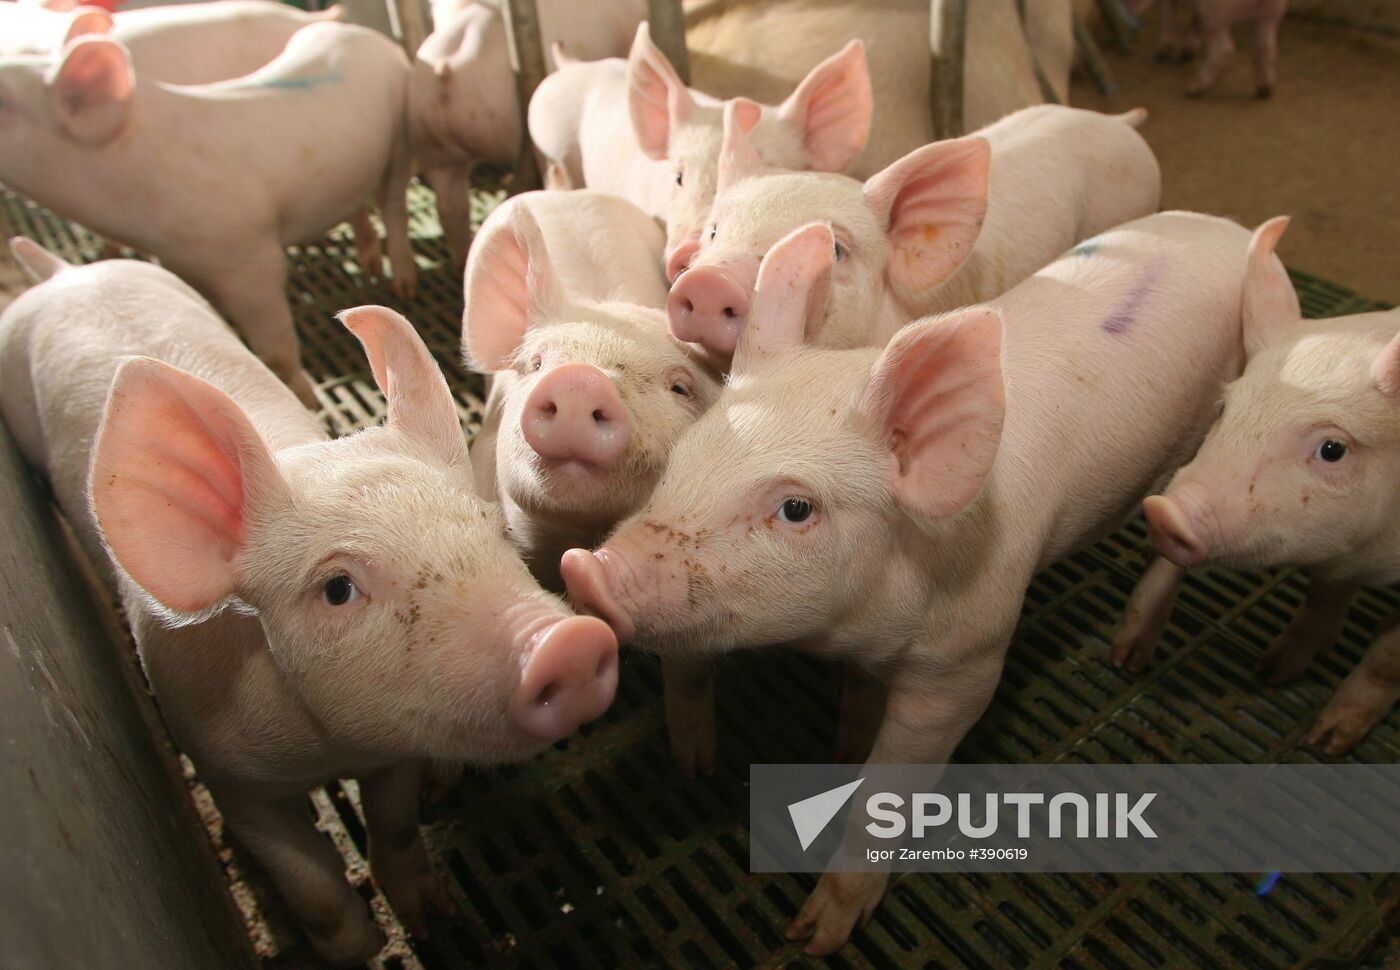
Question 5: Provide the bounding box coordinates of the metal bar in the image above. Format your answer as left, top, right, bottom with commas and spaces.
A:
1073, 7, 1118, 95
387, 0, 428, 55
648, 0, 690, 86
1096, 0, 1139, 51
929, 0, 967, 140
501, 0, 548, 193
1018, 0, 1064, 106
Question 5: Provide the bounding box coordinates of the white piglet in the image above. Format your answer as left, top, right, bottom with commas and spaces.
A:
669, 102, 1160, 367
1120, 217, 1400, 754
565, 212, 1253, 953
0, 240, 618, 966
0, 21, 417, 407
462, 190, 723, 589
528, 22, 872, 280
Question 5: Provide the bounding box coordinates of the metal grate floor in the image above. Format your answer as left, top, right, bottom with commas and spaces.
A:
3, 184, 1396, 970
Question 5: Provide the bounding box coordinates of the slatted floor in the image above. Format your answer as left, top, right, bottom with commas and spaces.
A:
2, 182, 1396, 970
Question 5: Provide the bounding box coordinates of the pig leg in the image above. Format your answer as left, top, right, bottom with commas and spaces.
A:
1249, 12, 1282, 98
1306, 614, 1400, 755
190, 252, 319, 410
662, 656, 717, 777
376, 142, 418, 302
1111, 555, 1186, 672
833, 663, 887, 764
1151, 0, 1181, 61
1185, 20, 1235, 96
1257, 576, 1358, 684
218, 790, 385, 966
348, 208, 383, 279
425, 165, 476, 272
360, 762, 456, 939
788, 649, 1006, 955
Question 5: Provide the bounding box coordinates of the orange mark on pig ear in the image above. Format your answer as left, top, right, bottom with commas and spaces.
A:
921, 225, 941, 243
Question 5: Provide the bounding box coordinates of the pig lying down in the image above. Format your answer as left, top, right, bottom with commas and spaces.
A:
462, 190, 722, 590
529, 22, 872, 280
0, 20, 417, 408
566, 211, 1253, 952
1, 241, 618, 966
670, 102, 1159, 367
1119, 217, 1400, 754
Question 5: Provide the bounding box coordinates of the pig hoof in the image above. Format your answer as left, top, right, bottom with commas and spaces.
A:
1255, 85, 1274, 99
1305, 681, 1396, 756
304, 905, 385, 967
1256, 638, 1315, 684
786, 871, 887, 956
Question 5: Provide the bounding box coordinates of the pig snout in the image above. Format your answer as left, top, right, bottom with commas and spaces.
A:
561, 548, 637, 642
511, 614, 619, 742
665, 241, 700, 283
667, 265, 752, 360
521, 364, 631, 466
1143, 493, 1210, 568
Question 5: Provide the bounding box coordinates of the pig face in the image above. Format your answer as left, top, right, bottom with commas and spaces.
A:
668, 105, 989, 365
564, 224, 1006, 654
626, 23, 873, 281
0, 37, 133, 196
91, 307, 618, 762
463, 202, 722, 532
1147, 217, 1400, 574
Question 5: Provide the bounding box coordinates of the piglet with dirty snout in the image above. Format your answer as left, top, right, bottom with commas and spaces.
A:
1115, 217, 1400, 754
0, 21, 418, 408
565, 211, 1250, 953
462, 190, 722, 591
0, 240, 618, 966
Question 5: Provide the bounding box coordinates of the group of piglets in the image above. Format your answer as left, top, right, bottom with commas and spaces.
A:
0, 0, 1393, 964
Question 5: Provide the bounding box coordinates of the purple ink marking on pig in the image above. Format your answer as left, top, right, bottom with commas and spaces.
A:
1101, 255, 1167, 336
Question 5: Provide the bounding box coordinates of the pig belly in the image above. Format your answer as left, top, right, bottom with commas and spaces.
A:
990, 213, 1249, 569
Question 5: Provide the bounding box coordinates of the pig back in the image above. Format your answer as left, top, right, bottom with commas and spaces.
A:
986, 211, 1249, 569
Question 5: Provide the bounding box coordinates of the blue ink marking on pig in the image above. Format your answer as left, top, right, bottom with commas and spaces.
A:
1071, 238, 1101, 258
236, 71, 344, 92
1101, 255, 1167, 336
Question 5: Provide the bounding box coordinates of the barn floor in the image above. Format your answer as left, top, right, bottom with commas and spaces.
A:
1, 13, 1398, 970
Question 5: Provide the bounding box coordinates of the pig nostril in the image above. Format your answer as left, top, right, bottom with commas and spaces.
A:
680, 299, 694, 314
535, 682, 558, 707
592, 409, 606, 423
722, 307, 736, 319
542, 402, 557, 418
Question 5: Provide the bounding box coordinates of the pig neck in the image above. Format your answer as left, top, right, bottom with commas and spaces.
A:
872, 272, 983, 347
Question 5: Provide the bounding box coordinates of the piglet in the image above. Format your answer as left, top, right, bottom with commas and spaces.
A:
1134, 0, 1287, 97
565, 211, 1251, 952
409, 0, 646, 267
1, 240, 617, 965
0, 21, 417, 407
528, 22, 871, 280
669, 102, 1159, 368
462, 190, 722, 589
1118, 217, 1400, 753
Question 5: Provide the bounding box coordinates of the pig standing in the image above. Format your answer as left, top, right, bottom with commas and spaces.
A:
670, 101, 1159, 368
1133, 0, 1288, 97
1119, 217, 1400, 754
408, 0, 646, 267
0, 21, 417, 407
0, 240, 619, 966
528, 23, 872, 280
462, 190, 722, 590
564, 211, 1254, 952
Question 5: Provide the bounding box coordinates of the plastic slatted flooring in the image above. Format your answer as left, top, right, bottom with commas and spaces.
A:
3, 183, 1396, 970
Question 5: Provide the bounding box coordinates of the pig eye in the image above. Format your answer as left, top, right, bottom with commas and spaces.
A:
1314, 439, 1348, 463
675, 169, 684, 187
777, 498, 814, 523
709, 224, 717, 240
833, 241, 846, 262
529, 354, 542, 372
670, 380, 692, 398
323, 574, 360, 606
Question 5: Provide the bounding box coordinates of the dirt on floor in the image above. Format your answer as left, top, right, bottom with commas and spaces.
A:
1073, 10, 1400, 305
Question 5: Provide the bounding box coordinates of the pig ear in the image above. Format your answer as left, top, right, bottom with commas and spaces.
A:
733, 223, 833, 370
62, 7, 115, 46
715, 98, 765, 194
1242, 216, 1300, 356
858, 307, 1005, 519
341, 306, 467, 468
9, 237, 70, 282
46, 36, 132, 146
627, 21, 695, 160
461, 201, 564, 372
863, 136, 990, 297
90, 357, 286, 614
777, 40, 872, 173
1371, 332, 1400, 399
